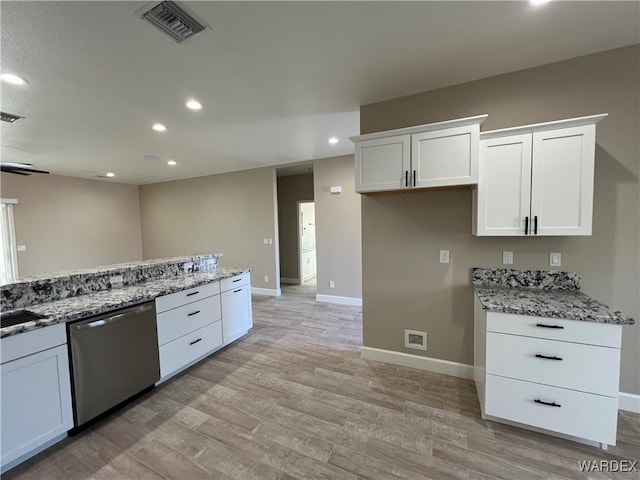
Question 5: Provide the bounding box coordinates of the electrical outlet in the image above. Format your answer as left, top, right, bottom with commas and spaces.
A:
17, 245, 26, 252
263, 238, 269, 244
109, 275, 124, 285
404, 329, 427, 351
329, 280, 335, 289
268, 238, 273, 245
550, 252, 562, 267
439, 250, 450, 264
263, 275, 269, 283
502, 251, 514, 265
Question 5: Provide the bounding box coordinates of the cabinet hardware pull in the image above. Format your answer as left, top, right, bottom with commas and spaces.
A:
232, 278, 241, 282
405, 171, 408, 187
534, 399, 561, 407
534, 215, 538, 235
413, 170, 416, 187
189, 338, 202, 346
186, 291, 199, 296
188, 310, 200, 317
233, 288, 242, 293
535, 354, 563, 361
525, 216, 529, 235
536, 323, 564, 329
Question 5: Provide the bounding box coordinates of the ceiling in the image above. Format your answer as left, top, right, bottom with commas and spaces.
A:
1, 1, 638, 185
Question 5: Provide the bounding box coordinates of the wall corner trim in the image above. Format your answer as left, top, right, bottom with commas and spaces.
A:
316, 294, 362, 307
619, 392, 640, 413
360, 346, 474, 380
251, 287, 281, 297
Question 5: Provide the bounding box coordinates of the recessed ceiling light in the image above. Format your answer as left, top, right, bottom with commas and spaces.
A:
167, 160, 177, 166
0, 73, 28, 85
328, 137, 339, 145
529, 0, 552, 6
186, 99, 202, 110
152, 123, 167, 132
106, 172, 115, 178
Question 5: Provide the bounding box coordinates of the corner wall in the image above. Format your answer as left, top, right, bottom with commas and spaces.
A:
359, 45, 640, 394
314, 155, 362, 302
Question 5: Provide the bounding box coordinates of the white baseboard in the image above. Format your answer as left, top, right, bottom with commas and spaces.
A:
251, 287, 281, 297
619, 392, 640, 413
316, 294, 362, 307
280, 277, 300, 285
360, 346, 474, 380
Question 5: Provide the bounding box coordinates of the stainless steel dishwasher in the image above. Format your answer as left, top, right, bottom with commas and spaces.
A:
67, 301, 160, 427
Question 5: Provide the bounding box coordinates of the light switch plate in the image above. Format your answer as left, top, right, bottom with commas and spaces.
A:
439, 250, 450, 264
17, 245, 26, 252
329, 280, 335, 289
550, 252, 562, 267
502, 251, 513, 265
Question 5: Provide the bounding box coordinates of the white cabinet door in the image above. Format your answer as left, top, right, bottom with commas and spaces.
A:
412, 124, 479, 188
531, 125, 595, 236
221, 285, 252, 344
1, 345, 73, 468
474, 134, 532, 236
355, 135, 411, 192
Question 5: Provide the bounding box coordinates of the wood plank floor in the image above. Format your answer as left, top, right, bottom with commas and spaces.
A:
6, 283, 639, 480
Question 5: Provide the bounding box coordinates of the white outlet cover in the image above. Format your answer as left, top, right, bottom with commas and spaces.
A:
439, 250, 450, 264
329, 280, 335, 288
502, 251, 513, 265
263, 238, 269, 244
404, 329, 427, 351
550, 252, 562, 267
17, 244, 26, 252
110, 274, 124, 285
263, 275, 269, 283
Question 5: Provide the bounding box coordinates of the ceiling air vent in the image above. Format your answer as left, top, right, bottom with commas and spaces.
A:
140, 1, 207, 43
1, 112, 25, 123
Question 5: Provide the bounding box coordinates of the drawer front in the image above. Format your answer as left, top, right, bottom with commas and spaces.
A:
486, 332, 620, 397
220, 272, 250, 292
155, 282, 220, 314
159, 321, 223, 379
485, 375, 618, 445
1, 324, 66, 364
157, 295, 221, 346
486, 312, 621, 348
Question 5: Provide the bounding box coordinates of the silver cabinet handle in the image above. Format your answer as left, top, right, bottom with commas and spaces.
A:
74, 304, 153, 330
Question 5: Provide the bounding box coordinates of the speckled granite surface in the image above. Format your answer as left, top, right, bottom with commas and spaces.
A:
473, 268, 634, 325
1, 254, 221, 311
1, 267, 250, 338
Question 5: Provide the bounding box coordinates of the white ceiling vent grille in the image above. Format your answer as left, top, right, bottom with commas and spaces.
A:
1, 112, 25, 123
140, 1, 207, 43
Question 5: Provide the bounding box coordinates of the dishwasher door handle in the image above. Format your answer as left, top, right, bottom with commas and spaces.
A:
74, 304, 154, 330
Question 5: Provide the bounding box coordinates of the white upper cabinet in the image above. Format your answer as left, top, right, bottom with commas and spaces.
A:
352, 115, 487, 193
473, 114, 606, 237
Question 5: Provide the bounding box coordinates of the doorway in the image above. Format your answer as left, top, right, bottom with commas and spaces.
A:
298, 201, 316, 287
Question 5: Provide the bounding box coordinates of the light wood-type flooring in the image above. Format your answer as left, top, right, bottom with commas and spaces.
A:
6, 283, 639, 480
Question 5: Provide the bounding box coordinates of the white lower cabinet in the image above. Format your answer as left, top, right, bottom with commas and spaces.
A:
159, 321, 223, 379
1, 324, 73, 472
155, 274, 253, 383
474, 298, 622, 448
221, 282, 252, 345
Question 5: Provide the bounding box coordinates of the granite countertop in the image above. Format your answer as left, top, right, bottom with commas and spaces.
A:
472, 267, 634, 326
474, 285, 634, 325
1, 267, 250, 338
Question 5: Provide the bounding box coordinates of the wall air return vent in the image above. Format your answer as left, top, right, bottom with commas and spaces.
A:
140, 1, 207, 43
1, 112, 25, 123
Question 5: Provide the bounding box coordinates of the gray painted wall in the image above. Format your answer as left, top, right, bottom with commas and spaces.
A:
0, 173, 142, 277
360, 45, 640, 394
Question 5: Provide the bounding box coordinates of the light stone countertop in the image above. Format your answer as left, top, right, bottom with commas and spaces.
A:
1, 267, 250, 338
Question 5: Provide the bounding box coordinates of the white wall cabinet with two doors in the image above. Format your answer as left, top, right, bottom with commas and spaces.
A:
473, 114, 607, 236
351, 115, 488, 193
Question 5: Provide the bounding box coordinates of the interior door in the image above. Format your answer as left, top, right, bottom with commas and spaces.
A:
530, 125, 595, 236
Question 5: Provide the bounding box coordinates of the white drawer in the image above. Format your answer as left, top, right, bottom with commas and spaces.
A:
486, 312, 621, 348
486, 332, 620, 397
220, 272, 250, 292
159, 321, 223, 380
157, 295, 221, 346
155, 282, 220, 314
1, 324, 67, 364
485, 375, 618, 445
